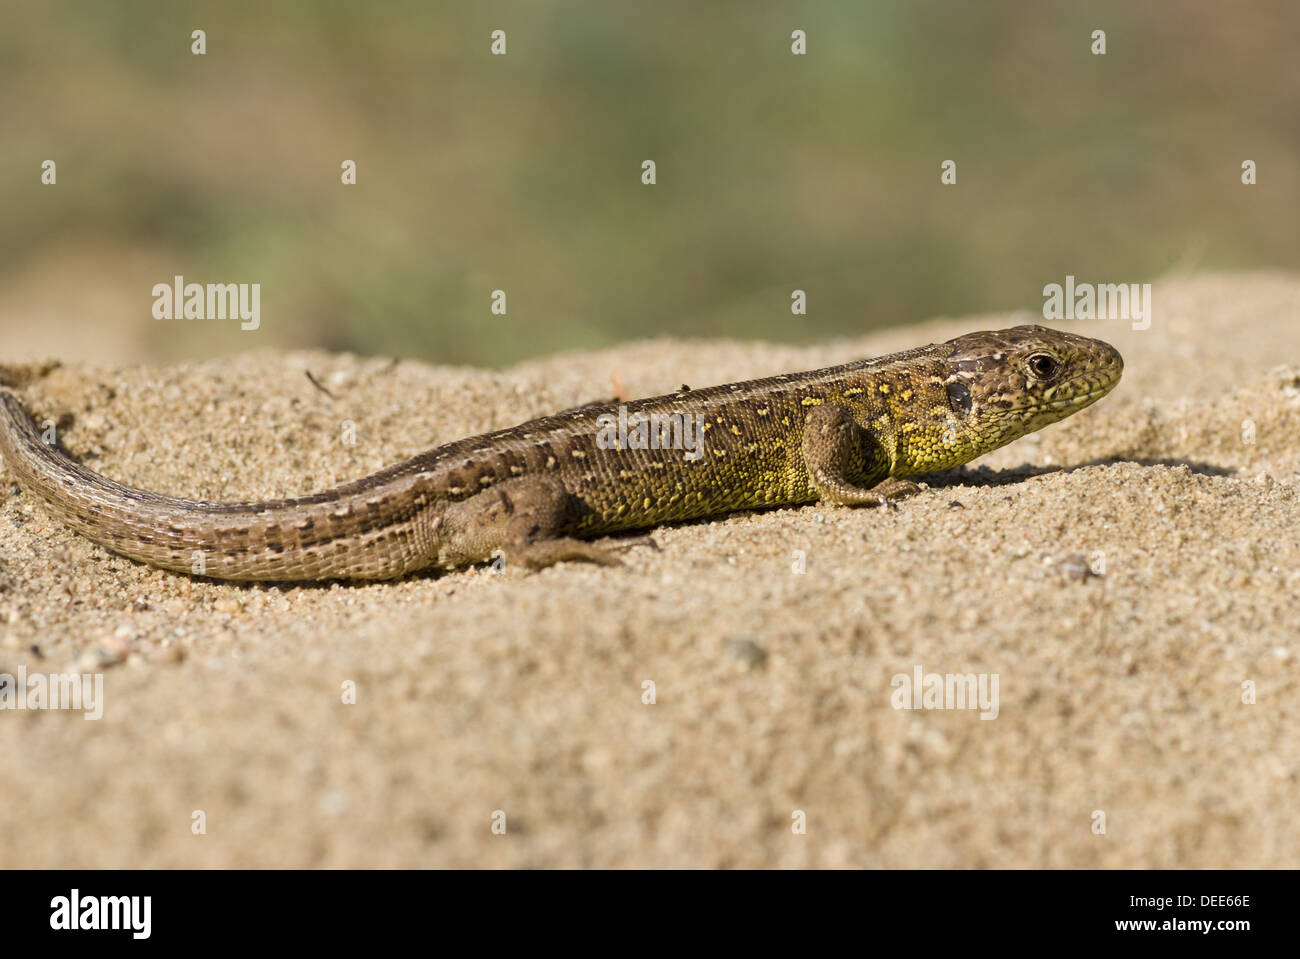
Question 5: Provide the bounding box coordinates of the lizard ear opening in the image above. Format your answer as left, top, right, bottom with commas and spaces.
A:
946, 382, 973, 417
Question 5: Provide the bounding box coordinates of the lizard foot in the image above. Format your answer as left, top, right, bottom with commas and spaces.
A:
871, 478, 924, 507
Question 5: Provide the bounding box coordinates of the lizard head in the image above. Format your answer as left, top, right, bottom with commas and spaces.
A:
938, 324, 1123, 449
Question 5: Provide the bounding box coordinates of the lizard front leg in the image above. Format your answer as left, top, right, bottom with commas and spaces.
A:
801, 404, 921, 507
436, 476, 623, 571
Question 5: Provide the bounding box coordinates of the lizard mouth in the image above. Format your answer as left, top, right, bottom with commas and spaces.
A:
1013, 375, 1120, 418
1043, 382, 1117, 409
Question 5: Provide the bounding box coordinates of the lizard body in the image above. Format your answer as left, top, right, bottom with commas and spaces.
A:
0, 325, 1122, 581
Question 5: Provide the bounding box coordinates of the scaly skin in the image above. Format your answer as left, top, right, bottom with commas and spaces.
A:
0, 325, 1122, 581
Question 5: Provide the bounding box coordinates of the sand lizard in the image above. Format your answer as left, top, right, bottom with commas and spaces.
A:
0, 325, 1122, 581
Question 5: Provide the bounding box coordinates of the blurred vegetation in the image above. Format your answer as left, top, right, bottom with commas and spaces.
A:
1, 0, 1297, 366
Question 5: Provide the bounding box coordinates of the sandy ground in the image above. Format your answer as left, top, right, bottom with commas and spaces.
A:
0, 271, 1297, 868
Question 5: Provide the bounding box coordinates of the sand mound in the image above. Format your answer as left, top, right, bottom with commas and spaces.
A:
1, 272, 1297, 867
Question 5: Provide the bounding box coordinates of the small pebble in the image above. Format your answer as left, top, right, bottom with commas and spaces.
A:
102, 628, 133, 658
149, 646, 185, 666
77, 645, 124, 671
319, 790, 350, 816
725, 637, 768, 667
1057, 553, 1094, 583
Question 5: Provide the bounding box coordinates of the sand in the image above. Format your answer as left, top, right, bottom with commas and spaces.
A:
1, 271, 1297, 868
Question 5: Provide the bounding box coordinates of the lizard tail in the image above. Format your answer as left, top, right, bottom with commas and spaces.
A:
0, 389, 440, 581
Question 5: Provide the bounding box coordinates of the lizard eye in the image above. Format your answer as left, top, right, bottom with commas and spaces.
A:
1028, 353, 1058, 378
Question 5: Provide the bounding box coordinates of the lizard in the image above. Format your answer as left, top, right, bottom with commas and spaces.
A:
0, 325, 1122, 582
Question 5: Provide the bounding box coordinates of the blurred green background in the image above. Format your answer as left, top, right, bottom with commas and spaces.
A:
2, 0, 1297, 367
